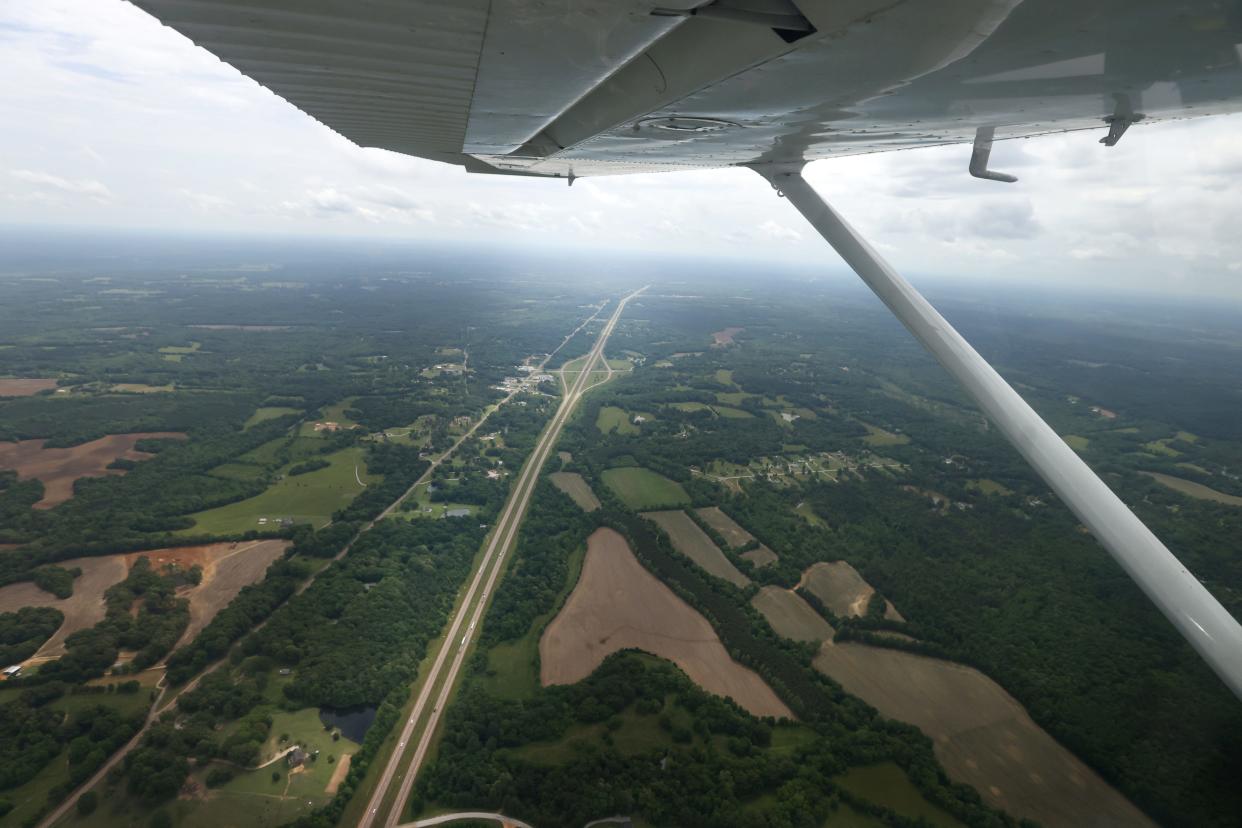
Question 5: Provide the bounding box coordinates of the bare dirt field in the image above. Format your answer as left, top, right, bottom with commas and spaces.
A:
642, 510, 749, 588
0, 378, 58, 397
540, 528, 790, 719
752, 587, 833, 643
813, 643, 1155, 828
0, 540, 288, 663
135, 540, 290, 645
694, 506, 753, 548
0, 555, 127, 659
800, 561, 902, 620
0, 432, 187, 508
741, 546, 779, 568
548, 471, 600, 512
325, 753, 352, 794
695, 506, 779, 567
711, 327, 744, 347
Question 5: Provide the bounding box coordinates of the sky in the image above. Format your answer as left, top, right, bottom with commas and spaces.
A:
3, 0, 1242, 298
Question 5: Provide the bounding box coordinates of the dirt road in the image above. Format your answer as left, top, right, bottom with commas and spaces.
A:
361, 288, 645, 828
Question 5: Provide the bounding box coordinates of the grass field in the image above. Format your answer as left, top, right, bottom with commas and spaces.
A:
1143, 471, 1242, 505
833, 763, 964, 827
601, 467, 689, 510
713, 405, 753, 419
181, 447, 374, 534
966, 478, 1013, 496
482, 543, 587, 700
596, 405, 639, 435
244, 406, 301, 430
548, 471, 601, 512
861, 423, 910, 447
794, 501, 827, 527
1063, 434, 1090, 450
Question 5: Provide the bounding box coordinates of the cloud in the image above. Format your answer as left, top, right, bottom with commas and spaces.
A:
757, 220, 803, 242
3, 0, 1242, 297
10, 168, 112, 202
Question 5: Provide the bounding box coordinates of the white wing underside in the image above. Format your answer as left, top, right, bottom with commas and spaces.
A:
126, 0, 1242, 178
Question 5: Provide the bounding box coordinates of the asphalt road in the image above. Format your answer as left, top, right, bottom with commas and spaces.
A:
361, 288, 645, 828
35, 303, 609, 828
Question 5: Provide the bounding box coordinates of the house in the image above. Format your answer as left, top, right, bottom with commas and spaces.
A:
633, 415, 647, 424
287, 747, 307, 768
486, 469, 502, 480
2, 665, 21, 680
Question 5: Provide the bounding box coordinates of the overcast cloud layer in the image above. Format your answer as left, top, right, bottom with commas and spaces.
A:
2, 1, 1241, 298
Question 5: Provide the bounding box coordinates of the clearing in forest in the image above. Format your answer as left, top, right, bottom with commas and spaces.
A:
642, 510, 749, 588
0, 432, 187, 509
752, 587, 833, 643
600, 466, 689, 510
0, 540, 290, 664
814, 643, 1156, 828
549, 471, 601, 512
0, 555, 127, 659
741, 546, 779, 568
800, 561, 903, 621
182, 446, 374, 534
0, 378, 58, 397
540, 528, 790, 719
596, 405, 639, 435
711, 326, 744, 346
1142, 471, 1242, 506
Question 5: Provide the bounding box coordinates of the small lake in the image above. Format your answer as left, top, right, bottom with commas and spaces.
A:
318, 706, 377, 743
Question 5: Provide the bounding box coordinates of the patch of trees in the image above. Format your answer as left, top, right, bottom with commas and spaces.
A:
0, 689, 140, 806
33, 557, 189, 684
413, 652, 1013, 828
0, 606, 63, 664
479, 479, 597, 646
30, 564, 81, 598
788, 475, 1242, 827
288, 458, 330, 476
164, 556, 311, 684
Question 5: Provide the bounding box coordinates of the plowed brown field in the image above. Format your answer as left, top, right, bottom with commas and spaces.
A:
0, 432, 186, 508
0, 540, 289, 663
540, 528, 790, 718
814, 643, 1155, 827
0, 378, 58, 396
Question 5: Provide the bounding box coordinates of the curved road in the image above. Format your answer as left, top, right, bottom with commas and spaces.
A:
362, 288, 645, 828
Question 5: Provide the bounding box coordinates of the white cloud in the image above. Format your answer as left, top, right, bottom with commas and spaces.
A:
10, 168, 113, 202
1, 0, 1241, 297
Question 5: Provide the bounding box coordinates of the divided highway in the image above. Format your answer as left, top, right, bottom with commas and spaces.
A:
362, 287, 646, 828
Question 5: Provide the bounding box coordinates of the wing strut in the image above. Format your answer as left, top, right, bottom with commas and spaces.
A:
750, 163, 1242, 700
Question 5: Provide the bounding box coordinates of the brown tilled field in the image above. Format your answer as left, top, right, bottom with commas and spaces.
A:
0, 540, 289, 664
540, 527, 790, 719
800, 561, 902, 620
643, 510, 749, 588
132, 540, 290, 645
741, 546, 779, 568
548, 471, 601, 512
814, 643, 1154, 828
694, 506, 753, 548
696, 506, 779, 567
0, 432, 186, 508
0, 378, 58, 397
0, 555, 127, 658
751, 586, 833, 643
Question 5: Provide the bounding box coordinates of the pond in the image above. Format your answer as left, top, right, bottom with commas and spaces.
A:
318, 705, 377, 743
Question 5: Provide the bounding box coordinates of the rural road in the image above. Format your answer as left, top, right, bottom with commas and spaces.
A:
400, 812, 535, 828
362, 287, 645, 828
35, 304, 608, 828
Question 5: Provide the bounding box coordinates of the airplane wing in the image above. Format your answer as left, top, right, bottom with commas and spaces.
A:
126, 0, 1242, 180
127, 0, 1242, 699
